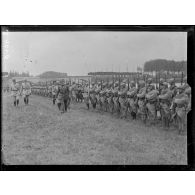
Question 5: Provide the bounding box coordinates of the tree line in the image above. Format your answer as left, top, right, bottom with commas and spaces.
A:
8, 70, 30, 77
143, 59, 187, 73
39, 71, 68, 78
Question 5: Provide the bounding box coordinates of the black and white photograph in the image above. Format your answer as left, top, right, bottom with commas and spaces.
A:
1, 26, 193, 167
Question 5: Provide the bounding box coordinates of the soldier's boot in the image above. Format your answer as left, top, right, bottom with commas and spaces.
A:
16, 100, 19, 106
131, 111, 136, 120
53, 99, 55, 105
143, 114, 147, 124
57, 103, 61, 111
14, 100, 16, 106
24, 97, 26, 104
87, 103, 89, 110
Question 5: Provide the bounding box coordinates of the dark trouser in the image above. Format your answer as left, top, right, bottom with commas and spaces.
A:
52, 95, 56, 105
24, 95, 29, 105
14, 96, 19, 106
64, 99, 68, 112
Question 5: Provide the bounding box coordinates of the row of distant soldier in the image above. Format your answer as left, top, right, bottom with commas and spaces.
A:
31, 77, 191, 134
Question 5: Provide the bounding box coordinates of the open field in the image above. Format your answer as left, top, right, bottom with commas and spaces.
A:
2, 93, 187, 165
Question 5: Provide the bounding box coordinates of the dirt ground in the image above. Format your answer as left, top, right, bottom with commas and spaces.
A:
2, 93, 187, 165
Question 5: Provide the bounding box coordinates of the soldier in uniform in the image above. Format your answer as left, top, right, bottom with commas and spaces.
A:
184, 83, 191, 127
112, 81, 120, 116
146, 78, 153, 90
118, 82, 128, 119
168, 78, 177, 98
51, 81, 58, 105
168, 78, 178, 127
106, 82, 114, 114
21, 79, 31, 105
95, 82, 101, 110
159, 82, 172, 129
127, 81, 137, 120
172, 85, 189, 134
89, 87, 97, 109
10, 79, 21, 107
99, 83, 107, 112
137, 80, 147, 123
145, 84, 158, 125
56, 82, 65, 113
66, 82, 71, 110
159, 78, 165, 94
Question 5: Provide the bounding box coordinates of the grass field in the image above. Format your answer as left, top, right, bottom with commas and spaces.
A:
2, 93, 187, 165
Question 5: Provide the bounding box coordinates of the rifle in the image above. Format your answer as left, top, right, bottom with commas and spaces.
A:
112, 73, 114, 89
88, 78, 90, 96
119, 75, 121, 91
158, 71, 160, 91
181, 71, 183, 85
155, 70, 158, 90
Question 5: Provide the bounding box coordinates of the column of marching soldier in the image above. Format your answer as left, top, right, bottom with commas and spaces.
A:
30, 76, 191, 135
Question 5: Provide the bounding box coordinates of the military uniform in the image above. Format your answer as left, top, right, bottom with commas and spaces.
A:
159, 82, 172, 129
89, 88, 97, 109
137, 80, 147, 123
173, 85, 189, 134
145, 85, 158, 125
168, 78, 177, 98
51, 83, 58, 105
56, 83, 70, 113
118, 83, 128, 119
21, 81, 31, 105
112, 83, 120, 116
127, 81, 137, 120
99, 85, 107, 112
10, 80, 21, 106
106, 84, 114, 114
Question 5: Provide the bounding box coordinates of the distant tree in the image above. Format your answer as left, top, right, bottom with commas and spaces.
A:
143, 59, 186, 73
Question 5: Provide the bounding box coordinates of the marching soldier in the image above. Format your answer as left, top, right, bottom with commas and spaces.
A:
127, 81, 137, 120
56, 82, 65, 113
137, 80, 147, 123
99, 83, 107, 112
95, 82, 101, 110
145, 84, 158, 125
21, 79, 32, 105
10, 79, 21, 107
172, 85, 189, 134
118, 82, 128, 119
168, 78, 177, 98
106, 82, 114, 114
56, 82, 70, 113
159, 78, 165, 94
89, 87, 97, 109
158, 82, 172, 129
83, 82, 90, 109
112, 81, 120, 116
168, 78, 178, 126
51, 81, 58, 105
146, 78, 153, 89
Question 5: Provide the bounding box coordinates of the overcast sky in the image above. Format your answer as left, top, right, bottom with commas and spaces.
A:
2, 31, 187, 76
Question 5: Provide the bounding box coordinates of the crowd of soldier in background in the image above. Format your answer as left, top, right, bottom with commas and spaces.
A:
29, 76, 191, 135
